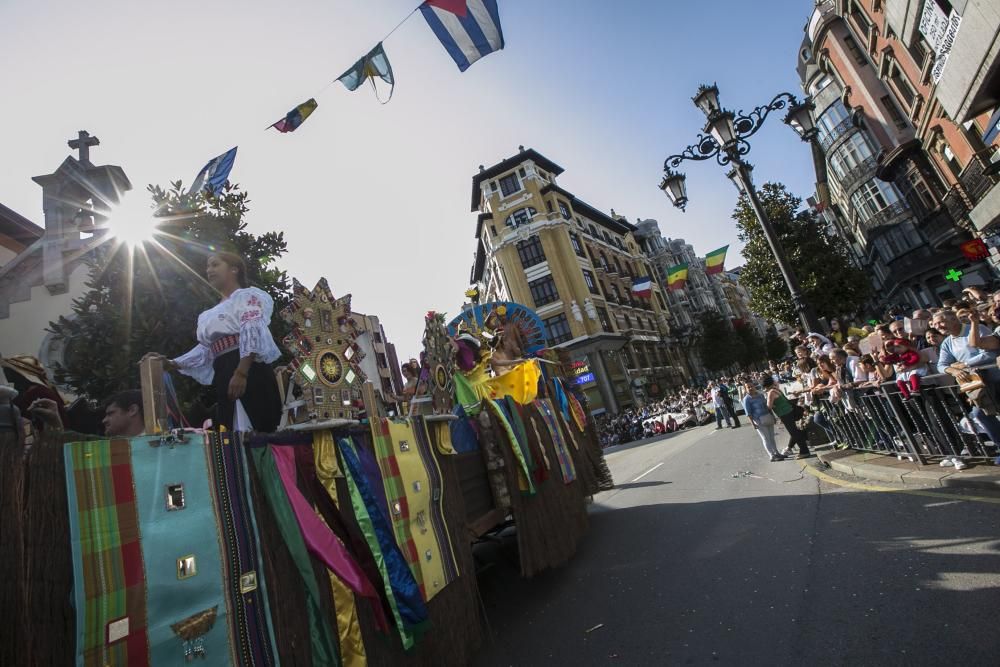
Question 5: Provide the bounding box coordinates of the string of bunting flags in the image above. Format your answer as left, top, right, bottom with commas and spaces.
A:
188, 0, 504, 195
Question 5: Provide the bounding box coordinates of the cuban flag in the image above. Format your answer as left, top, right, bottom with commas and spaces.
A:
420, 0, 504, 72
190, 147, 237, 196
632, 276, 653, 298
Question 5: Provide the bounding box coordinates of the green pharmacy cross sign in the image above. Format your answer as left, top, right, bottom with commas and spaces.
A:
945, 268, 964, 282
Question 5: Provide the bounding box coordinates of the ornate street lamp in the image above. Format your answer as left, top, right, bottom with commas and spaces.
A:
659, 168, 688, 211
660, 83, 821, 332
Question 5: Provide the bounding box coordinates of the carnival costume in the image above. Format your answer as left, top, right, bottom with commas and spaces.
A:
173, 287, 283, 431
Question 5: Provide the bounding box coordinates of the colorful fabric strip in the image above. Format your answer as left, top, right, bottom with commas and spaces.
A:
486, 399, 535, 494
130, 434, 231, 665
412, 418, 460, 596
65, 439, 150, 667
250, 446, 340, 667
535, 399, 577, 484
311, 432, 367, 667
369, 419, 419, 573
206, 431, 279, 667
339, 437, 430, 650
271, 445, 388, 632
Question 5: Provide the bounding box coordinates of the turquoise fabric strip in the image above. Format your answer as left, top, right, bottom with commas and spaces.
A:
131, 434, 232, 665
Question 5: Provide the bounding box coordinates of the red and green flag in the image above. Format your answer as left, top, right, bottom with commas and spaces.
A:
666, 263, 688, 291
704, 245, 729, 275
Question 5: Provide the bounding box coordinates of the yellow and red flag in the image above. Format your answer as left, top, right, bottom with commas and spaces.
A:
704, 245, 729, 275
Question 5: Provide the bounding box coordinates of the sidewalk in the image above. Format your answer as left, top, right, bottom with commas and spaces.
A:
817, 449, 1000, 492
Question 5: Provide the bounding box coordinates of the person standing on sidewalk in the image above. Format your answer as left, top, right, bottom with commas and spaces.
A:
742, 381, 782, 462
709, 381, 733, 430
762, 375, 811, 459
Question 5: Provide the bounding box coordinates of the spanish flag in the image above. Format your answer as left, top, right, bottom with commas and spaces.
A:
704, 245, 729, 275
666, 263, 688, 291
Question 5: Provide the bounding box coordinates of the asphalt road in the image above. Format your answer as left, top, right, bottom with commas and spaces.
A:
473, 424, 1000, 666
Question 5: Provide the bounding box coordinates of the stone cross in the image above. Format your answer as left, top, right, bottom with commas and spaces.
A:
68, 130, 100, 164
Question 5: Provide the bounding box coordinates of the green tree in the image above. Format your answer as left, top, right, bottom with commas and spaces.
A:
733, 324, 766, 369
764, 326, 788, 361
696, 311, 737, 372
733, 182, 870, 325
49, 181, 291, 407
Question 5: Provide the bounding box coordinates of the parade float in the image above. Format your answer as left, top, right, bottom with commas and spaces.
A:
0, 279, 613, 667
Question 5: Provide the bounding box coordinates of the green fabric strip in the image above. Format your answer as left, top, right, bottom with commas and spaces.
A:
487, 400, 535, 495
251, 446, 340, 667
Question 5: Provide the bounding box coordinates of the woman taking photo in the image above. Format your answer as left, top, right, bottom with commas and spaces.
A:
762, 375, 810, 459
147, 251, 283, 432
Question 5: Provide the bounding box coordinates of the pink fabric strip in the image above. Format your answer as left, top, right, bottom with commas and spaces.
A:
271, 444, 388, 631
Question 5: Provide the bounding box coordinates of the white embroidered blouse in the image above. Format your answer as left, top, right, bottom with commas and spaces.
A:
172, 287, 282, 385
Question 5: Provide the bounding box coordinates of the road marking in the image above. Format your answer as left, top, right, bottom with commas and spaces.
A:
630, 462, 664, 483
801, 463, 1000, 505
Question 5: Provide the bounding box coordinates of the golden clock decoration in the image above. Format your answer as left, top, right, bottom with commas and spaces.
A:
281, 278, 366, 422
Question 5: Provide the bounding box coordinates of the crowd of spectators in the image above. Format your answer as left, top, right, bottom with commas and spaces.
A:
596, 286, 1000, 468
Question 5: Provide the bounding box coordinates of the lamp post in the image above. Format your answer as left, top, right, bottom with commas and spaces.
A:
660, 83, 822, 333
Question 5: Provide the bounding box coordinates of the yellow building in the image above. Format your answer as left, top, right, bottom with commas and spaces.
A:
469, 147, 688, 414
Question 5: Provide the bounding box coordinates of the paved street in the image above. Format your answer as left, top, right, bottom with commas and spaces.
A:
474, 425, 1000, 666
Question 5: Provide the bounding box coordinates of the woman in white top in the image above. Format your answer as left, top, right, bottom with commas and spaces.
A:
147, 252, 283, 432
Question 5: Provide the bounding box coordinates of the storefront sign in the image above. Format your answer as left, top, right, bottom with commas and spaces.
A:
575, 372, 595, 385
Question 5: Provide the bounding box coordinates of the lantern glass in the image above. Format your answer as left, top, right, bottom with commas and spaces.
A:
660, 170, 688, 211
706, 110, 737, 147
784, 98, 818, 141
692, 83, 721, 117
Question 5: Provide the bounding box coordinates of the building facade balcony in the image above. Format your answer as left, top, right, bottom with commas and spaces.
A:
861, 200, 910, 232
818, 115, 857, 152
840, 154, 880, 195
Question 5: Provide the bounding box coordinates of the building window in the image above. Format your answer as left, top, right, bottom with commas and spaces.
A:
614, 257, 624, 274
808, 74, 832, 96
540, 171, 548, 180
848, 1, 871, 41
623, 314, 632, 329
599, 252, 610, 271
544, 313, 572, 345
843, 34, 868, 66
886, 60, 915, 109
545, 200, 554, 213
602, 231, 612, 244
490, 181, 497, 192
903, 167, 937, 213
570, 232, 586, 257
558, 200, 571, 219
505, 207, 537, 227
499, 173, 520, 197
850, 178, 902, 222
656, 291, 666, 309
589, 224, 599, 237
516, 236, 546, 268
583, 269, 599, 294
596, 307, 612, 332
880, 95, 908, 130
518, 167, 526, 178
610, 284, 621, 302
941, 141, 963, 179
816, 99, 851, 146
828, 132, 875, 180
528, 275, 559, 307
906, 37, 928, 70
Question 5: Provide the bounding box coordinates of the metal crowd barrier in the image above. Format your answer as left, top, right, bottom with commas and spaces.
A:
810, 369, 1000, 465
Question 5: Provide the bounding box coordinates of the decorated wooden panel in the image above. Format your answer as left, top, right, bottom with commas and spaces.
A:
280, 278, 366, 421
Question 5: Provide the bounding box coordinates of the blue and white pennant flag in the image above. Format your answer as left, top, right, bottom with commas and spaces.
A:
420, 0, 504, 72
190, 146, 238, 196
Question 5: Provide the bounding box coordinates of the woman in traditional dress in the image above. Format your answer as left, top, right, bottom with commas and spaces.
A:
147, 251, 282, 432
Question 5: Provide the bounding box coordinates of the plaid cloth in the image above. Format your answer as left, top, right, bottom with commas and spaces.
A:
65, 439, 150, 667
370, 419, 421, 580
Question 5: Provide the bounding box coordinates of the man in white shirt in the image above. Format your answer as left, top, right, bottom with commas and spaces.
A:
708, 382, 734, 430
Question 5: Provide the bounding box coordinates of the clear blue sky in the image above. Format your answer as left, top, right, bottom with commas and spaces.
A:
1, 0, 816, 359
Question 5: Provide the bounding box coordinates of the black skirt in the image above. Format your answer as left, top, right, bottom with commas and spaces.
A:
212, 350, 282, 433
